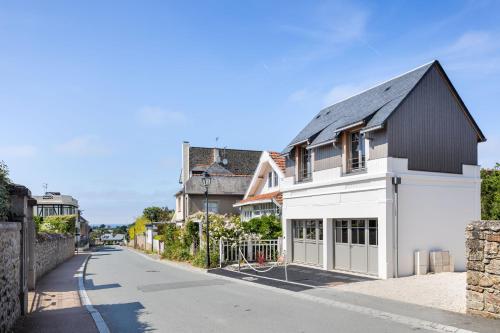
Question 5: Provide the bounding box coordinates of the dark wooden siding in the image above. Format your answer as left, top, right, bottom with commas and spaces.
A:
189, 194, 242, 215
387, 65, 478, 174
367, 129, 388, 160
313, 144, 342, 171
285, 155, 295, 177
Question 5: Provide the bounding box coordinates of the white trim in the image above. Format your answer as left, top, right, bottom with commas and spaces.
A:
242, 151, 286, 199
335, 120, 365, 132
287, 139, 308, 148
360, 124, 384, 133
233, 198, 274, 207
77, 255, 110, 333
306, 139, 336, 150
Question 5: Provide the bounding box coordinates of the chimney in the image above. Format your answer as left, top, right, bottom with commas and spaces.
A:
182, 141, 190, 183
213, 148, 221, 163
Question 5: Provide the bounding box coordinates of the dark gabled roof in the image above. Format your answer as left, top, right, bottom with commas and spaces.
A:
189, 147, 262, 175
184, 175, 252, 195
283, 60, 485, 153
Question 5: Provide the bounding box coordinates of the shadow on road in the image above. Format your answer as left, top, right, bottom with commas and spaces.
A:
85, 278, 121, 291
94, 302, 153, 332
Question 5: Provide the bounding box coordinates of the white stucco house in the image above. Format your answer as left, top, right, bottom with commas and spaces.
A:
233, 151, 285, 221
280, 60, 485, 279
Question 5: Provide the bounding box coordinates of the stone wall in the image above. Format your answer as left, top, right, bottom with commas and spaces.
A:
35, 233, 74, 281
0, 222, 21, 333
466, 220, 500, 319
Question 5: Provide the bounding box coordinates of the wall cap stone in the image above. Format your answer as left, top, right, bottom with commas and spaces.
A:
0, 221, 22, 231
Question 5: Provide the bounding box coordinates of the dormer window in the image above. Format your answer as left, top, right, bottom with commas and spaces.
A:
297, 145, 312, 183
348, 131, 366, 173
268, 171, 273, 187
273, 171, 278, 187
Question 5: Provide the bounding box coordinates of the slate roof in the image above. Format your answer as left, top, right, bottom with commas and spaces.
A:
283, 60, 485, 152
189, 147, 262, 175
184, 175, 252, 195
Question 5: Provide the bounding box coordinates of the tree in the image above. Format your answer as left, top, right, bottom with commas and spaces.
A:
143, 206, 172, 222
0, 161, 10, 221
128, 216, 148, 240
481, 163, 500, 220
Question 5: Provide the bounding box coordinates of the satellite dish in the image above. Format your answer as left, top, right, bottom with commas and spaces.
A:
222, 158, 228, 165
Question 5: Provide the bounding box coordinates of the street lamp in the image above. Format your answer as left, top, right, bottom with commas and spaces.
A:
201, 171, 212, 268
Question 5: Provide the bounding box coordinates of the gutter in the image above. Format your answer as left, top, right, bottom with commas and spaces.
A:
392, 176, 401, 278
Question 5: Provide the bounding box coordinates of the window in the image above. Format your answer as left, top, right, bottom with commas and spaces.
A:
348, 131, 366, 172
318, 220, 323, 241
297, 145, 312, 182
351, 220, 365, 245
268, 171, 273, 187
204, 201, 218, 213
293, 221, 304, 239
335, 220, 348, 243
273, 171, 279, 187
369, 220, 378, 246
306, 220, 316, 240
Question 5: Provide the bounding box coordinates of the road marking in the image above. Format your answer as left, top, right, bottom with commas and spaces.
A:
77, 254, 111, 333
126, 247, 478, 333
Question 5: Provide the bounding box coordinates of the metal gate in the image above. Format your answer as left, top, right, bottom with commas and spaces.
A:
334, 219, 378, 275
292, 219, 323, 266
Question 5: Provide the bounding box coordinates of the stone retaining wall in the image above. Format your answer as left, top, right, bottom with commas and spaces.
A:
466, 220, 500, 319
0, 222, 21, 333
35, 233, 74, 281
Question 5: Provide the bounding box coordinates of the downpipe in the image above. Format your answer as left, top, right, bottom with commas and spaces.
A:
392, 176, 401, 278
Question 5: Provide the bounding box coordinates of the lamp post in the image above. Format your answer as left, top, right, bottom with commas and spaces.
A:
201, 171, 212, 268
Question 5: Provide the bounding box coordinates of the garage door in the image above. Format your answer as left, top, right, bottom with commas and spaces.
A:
292, 219, 323, 266
334, 219, 378, 275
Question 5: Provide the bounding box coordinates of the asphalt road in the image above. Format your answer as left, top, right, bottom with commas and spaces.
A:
85, 246, 498, 333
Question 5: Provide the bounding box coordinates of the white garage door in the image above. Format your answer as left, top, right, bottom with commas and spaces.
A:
334, 219, 378, 275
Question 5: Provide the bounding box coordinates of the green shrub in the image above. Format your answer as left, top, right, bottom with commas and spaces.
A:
39, 215, 76, 234
481, 163, 500, 220
0, 161, 10, 221
191, 246, 219, 269
34, 216, 43, 233
242, 215, 282, 239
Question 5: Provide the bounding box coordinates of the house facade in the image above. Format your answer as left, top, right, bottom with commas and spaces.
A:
33, 191, 90, 240
174, 142, 262, 223
233, 151, 285, 221
281, 60, 485, 279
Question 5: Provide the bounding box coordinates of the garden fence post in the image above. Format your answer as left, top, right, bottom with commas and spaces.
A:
219, 238, 223, 268
247, 239, 253, 261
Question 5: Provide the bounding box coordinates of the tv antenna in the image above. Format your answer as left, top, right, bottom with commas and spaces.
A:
43, 183, 48, 194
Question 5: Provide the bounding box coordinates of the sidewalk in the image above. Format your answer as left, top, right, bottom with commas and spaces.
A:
14, 253, 98, 333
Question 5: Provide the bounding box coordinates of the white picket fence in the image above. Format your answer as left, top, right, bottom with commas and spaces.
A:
219, 238, 282, 266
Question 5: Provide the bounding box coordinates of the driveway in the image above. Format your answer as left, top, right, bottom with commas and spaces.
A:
84, 246, 497, 333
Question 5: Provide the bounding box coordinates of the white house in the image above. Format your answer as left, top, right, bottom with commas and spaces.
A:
280, 60, 485, 279
233, 151, 286, 221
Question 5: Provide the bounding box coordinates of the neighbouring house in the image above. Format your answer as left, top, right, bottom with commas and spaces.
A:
233, 151, 285, 221
100, 233, 125, 244
280, 60, 485, 279
33, 192, 90, 241
174, 142, 262, 223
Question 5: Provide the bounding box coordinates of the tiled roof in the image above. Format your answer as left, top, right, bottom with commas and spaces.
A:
236, 191, 282, 206
268, 152, 286, 173
184, 175, 252, 195
189, 147, 262, 175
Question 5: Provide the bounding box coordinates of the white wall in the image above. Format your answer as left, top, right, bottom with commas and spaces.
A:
281, 157, 480, 279
389, 159, 481, 276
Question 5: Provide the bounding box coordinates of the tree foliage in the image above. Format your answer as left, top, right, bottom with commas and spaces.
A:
128, 216, 149, 239
0, 161, 11, 221
481, 163, 500, 220
143, 206, 172, 222
39, 214, 76, 234
242, 215, 282, 239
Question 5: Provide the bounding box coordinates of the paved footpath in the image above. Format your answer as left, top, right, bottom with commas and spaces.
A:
14, 253, 98, 333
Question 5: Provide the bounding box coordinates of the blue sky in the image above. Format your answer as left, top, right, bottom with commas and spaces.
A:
1, 1, 499, 225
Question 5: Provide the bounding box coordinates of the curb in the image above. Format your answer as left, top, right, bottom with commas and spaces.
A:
77, 254, 110, 333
